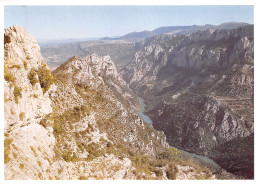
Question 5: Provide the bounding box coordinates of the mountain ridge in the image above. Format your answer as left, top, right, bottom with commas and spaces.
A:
100, 22, 249, 41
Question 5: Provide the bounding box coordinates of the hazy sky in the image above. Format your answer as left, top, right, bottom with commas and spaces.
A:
4, 6, 254, 41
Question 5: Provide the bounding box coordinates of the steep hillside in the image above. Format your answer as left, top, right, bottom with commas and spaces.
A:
4, 25, 216, 180
121, 25, 254, 179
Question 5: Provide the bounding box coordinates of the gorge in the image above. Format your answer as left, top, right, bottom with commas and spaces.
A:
137, 96, 221, 169
120, 24, 254, 179
4, 22, 254, 180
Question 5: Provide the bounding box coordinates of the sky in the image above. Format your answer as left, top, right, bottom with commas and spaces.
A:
4, 6, 254, 41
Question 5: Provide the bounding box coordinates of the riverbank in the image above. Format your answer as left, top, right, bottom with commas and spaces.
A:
137, 96, 241, 179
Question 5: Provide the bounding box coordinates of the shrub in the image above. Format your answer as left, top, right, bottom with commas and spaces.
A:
37, 161, 41, 167
39, 118, 47, 128
62, 151, 79, 163
10, 109, 15, 115
154, 169, 163, 177
79, 176, 88, 180
107, 142, 113, 148
10, 64, 21, 69
166, 169, 176, 180
28, 69, 38, 86
157, 148, 182, 162
58, 169, 62, 174
36, 64, 54, 93
4, 138, 13, 164
30, 146, 38, 157
13, 85, 22, 104
19, 164, 24, 169
53, 118, 63, 134
23, 61, 28, 70
19, 112, 25, 121
4, 66, 15, 83
38, 173, 42, 179
12, 151, 18, 159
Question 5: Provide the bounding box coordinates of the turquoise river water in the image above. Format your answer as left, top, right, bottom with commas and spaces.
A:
137, 97, 220, 168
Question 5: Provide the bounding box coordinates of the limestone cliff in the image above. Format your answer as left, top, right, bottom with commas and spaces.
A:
120, 25, 254, 178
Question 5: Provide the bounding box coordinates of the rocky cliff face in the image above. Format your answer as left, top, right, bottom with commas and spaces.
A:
4, 25, 57, 179
121, 25, 253, 88
4, 25, 214, 180
121, 25, 254, 178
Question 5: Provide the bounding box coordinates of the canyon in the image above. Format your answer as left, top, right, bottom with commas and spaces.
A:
4, 22, 254, 180
120, 24, 254, 179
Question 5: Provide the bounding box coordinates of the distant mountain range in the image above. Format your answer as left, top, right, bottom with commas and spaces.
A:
38, 37, 101, 46
100, 22, 249, 42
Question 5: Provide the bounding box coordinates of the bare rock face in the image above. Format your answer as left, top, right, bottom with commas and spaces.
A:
55, 54, 126, 87
4, 25, 55, 131
4, 25, 56, 179
120, 25, 254, 179
122, 25, 254, 89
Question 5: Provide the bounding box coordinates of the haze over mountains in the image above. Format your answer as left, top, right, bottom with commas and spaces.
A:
4, 20, 254, 180
100, 22, 249, 41
40, 22, 250, 71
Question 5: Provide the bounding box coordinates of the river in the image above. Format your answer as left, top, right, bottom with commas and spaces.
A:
137, 97, 153, 124
137, 97, 220, 168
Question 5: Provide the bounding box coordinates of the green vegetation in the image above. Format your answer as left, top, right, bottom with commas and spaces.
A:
19, 112, 25, 121
61, 151, 79, 163
37, 161, 42, 167
85, 142, 106, 161
38, 173, 42, 179
42, 76, 212, 179
4, 63, 23, 103
52, 105, 91, 134
4, 65, 15, 83
12, 151, 18, 159
79, 176, 88, 180
10, 64, 21, 69
157, 147, 182, 162
36, 63, 55, 93
30, 146, 38, 157
43, 104, 93, 163
19, 164, 25, 169
126, 147, 211, 179
23, 60, 28, 70
28, 69, 38, 86
28, 63, 56, 92
4, 137, 13, 164
13, 85, 22, 104
166, 164, 178, 179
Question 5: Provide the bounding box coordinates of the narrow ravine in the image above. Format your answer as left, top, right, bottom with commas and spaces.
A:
137, 96, 220, 168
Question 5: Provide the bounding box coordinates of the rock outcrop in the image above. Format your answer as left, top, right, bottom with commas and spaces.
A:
4, 25, 56, 179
